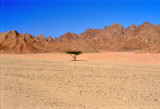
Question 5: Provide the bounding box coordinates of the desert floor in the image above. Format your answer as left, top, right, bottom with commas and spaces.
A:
0, 52, 160, 109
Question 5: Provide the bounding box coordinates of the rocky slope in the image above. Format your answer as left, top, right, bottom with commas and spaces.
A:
78, 22, 160, 53
0, 22, 160, 53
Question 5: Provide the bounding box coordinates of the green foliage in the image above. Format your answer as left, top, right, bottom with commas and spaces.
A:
65, 51, 82, 55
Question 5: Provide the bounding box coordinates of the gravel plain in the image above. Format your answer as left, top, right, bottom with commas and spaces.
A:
0, 52, 160, 109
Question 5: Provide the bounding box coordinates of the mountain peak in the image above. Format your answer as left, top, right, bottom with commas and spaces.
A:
48, 35, 52, 38
109, 23, 123, 29
46, 36, 53, 42
37, 34, 45, 40
126, 24, 136, 30
59, 32, 78, 40
130, 24, 136, 27
142, 21, 153, 26
8, 30, 19, 36
8, 30, 12, 33
108, 23, 124, 33
65, 32, 74, 35
103, 26, 108, 30
40, 34, 45, 37
111, 23, 122, 27
143, 21, 150, 24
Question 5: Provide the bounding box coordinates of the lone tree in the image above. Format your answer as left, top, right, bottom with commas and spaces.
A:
65, 51, 82, 61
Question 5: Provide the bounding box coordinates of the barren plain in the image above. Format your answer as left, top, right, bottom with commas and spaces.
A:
0, 52, 160, 109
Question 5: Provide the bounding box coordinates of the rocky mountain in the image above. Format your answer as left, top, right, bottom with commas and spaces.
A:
0, 22, 160, 53
77, 22, 160, 53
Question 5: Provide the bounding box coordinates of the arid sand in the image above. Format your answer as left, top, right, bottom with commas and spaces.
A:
0, 52, 160, 109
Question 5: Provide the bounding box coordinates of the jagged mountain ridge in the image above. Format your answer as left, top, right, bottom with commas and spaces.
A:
0, 22, 160, 53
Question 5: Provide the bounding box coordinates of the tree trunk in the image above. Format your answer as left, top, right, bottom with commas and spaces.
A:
73, 55, 77, 61
70, 54, 77, 61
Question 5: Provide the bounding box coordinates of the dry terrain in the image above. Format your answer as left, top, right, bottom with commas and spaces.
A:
0, 52, 160, 109
1, 22, 160, 53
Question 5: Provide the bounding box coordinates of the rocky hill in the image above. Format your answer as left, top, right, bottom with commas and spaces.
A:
0, 22, 160, 53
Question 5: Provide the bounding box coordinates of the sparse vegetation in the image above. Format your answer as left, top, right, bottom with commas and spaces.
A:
65, 51, 82, 61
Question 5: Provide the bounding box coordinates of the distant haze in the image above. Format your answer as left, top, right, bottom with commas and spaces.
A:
1, 0, 160, 38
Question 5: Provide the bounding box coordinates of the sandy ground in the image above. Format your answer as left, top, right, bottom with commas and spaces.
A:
0, 52, 160, 109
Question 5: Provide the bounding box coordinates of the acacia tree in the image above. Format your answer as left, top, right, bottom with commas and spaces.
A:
65, 51, 82, 61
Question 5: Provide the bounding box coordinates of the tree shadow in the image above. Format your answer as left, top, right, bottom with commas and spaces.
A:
71, 60, 87, 61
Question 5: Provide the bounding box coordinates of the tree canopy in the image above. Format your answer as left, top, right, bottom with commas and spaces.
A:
65, 51, 82, 61
65, 51, 82, 55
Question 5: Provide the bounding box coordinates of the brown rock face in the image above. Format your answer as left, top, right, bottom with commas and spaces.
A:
0, 31, 97, 53
0, 22, 160, 53
49, 32, 97, 53
0, 31, 43, 53
46, 36, 53, 42
78, 22, 160, 53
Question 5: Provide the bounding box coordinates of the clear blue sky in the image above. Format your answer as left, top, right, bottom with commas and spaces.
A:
1, 0, 160, 38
